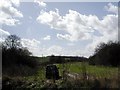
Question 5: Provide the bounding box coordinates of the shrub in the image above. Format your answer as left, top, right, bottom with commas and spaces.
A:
89, 41, 120, 67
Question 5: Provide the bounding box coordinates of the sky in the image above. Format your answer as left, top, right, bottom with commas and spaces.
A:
0, 0, 118, 57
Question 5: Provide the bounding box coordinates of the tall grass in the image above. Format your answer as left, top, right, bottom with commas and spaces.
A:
3, 62, 119, 89
57, 62, 118, 88
57, 62, 118, 79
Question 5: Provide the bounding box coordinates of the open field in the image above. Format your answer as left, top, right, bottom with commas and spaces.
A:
3, 62, 119, 89
56, 62, 118, 79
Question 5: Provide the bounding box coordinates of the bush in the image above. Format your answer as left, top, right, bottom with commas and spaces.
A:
89, 41, 120, 67
2, 35, 39, 76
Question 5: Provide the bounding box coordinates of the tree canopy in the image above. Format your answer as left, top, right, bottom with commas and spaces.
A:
89, 41, 120, 67
3, 35, 22, 49
2, 35, 38, 76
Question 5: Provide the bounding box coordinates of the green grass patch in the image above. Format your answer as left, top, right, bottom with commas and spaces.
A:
57, 62, 118, 79
3, 62, 119, 89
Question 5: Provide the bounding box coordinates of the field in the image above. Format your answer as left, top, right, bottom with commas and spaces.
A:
57, 62, 118, 79
4, 62, 118, 89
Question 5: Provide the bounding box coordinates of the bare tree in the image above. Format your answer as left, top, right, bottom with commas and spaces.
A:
4, 35, 22, 49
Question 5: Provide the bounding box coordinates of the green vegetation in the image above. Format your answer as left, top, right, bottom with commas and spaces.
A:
89, 41, 120, 66
2, 35, 39, 77
2, 35, 119, 89
3, 62, 118, 89
57, 62, 118, 79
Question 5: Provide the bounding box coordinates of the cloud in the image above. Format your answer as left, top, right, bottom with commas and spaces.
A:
37, 9, 94, 41
21, 38, 41, 49
0, 30, 66, 57
43, 35, 51, 40
0, 0, 23, 26
21, 38, 65, 56
0, 29, 88, 57
0, 28, 10, 42
0, 28, 10, 37
0, 29, 67, 57
34, 0, 46, 7
37, 8, 118, 42
45, 45, 64, 56
37, 3, 118, 57
105, 3, 118, 14
57, 34, 70, 41
21, 38, 41, 56
11, 0, 20, 7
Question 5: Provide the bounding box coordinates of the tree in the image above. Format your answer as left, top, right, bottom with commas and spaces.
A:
2, 35, 39, 76
2, 35, 32, 66
89, 41, 120, 67
3, 35, 22, 49
2, 34, 31, 58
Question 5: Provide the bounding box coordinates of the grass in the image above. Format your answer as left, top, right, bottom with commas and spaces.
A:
57, 62, 118, 79
56, 62, 119, 88
3, 62, 119, 89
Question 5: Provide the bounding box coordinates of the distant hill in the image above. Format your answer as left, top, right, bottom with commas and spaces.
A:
47, 55, 88, 63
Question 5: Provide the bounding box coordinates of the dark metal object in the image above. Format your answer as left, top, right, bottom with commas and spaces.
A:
46, 65, 59, 80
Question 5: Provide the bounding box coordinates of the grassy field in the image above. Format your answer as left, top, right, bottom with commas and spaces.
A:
56, 62, 118, 79
3, 62, 119, 88
23, 62, 118, 88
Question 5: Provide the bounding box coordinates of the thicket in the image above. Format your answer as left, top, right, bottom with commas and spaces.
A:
2, 35, 39, 76
89, 41, 120, 67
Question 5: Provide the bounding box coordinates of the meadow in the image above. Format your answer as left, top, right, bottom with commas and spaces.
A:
57, 62, 118, 79
4, 61, 118, 89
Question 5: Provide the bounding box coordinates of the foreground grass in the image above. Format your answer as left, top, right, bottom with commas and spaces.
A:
57, 62, 119, 88
3, 62, 119, 89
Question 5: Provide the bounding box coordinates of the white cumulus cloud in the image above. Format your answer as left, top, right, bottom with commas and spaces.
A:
37, 9, 94, 41
37, 3, 118, 57
105, 3, 118, 14
0, 0, 23, 26
21, 38, 41, 56
11, 0, 20, 7
34, 0, 46, 7
45, 45, 64, 56
21, 38, 66, 56
43, 35, 51, 40
37, 7, 118, 42
0, 28, 10, 42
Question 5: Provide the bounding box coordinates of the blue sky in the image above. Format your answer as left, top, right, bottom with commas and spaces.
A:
0, 0, 118, 57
